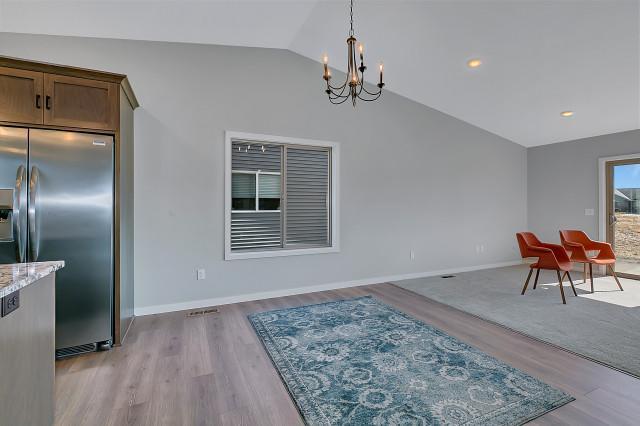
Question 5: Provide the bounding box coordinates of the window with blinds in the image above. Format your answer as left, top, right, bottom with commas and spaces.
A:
229, 139, 332, 254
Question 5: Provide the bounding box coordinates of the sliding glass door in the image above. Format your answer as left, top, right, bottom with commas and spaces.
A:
606, 159, 640, 279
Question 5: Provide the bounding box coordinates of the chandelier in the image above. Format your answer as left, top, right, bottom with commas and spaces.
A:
322, 0, 385, 106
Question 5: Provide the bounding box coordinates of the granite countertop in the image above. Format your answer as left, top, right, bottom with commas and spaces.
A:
0, 261, 65, 299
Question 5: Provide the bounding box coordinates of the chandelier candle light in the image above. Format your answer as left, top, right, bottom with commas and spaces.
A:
323, 0, 385, 106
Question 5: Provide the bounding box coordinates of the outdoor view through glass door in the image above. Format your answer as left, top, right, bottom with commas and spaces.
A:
606, 159, 640, 279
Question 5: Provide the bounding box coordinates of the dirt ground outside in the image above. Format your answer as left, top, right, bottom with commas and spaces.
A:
615, 213, 640, 262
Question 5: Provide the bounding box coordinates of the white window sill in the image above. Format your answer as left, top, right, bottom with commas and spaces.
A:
225, 246, 340, 260
232, 210, 281, 213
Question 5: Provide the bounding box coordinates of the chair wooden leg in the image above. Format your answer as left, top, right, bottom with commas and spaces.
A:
533, 269, 540, 289
566, 271, 578, 296
561, 271, 568, 281
521, 268, 534, 295
589, 263, 594, 293
556, 270, 567, 304
608, 264, 624, 291
583, 263, 587, 284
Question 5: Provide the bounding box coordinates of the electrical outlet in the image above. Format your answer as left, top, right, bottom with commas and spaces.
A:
585, 208, 595, 216
410, 250, 415, 260
196, 268, 206, 280
1, 290, 20, 317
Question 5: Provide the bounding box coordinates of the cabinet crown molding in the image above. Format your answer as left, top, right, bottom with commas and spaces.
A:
0, 55, 139, 109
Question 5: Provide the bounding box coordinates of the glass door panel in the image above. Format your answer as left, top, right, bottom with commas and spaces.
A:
608, 160, 640, 278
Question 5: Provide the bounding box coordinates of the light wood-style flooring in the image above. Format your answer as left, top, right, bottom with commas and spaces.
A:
55, 283, 640, 425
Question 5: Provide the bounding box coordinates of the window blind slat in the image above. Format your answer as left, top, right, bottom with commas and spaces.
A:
231, 212, 282, 250
232, 142, 282, 172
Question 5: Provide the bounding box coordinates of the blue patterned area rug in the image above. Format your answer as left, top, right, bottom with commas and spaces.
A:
249, 296, 574, 425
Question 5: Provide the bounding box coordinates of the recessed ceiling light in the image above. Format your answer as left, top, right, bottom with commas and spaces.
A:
467, 59, 482, 68
560, 111, 574, 117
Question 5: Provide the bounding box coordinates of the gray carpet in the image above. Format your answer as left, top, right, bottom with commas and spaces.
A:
393, 264, 640, 377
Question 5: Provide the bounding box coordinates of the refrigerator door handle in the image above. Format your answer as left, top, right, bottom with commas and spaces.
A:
28, 166, 40, 261
13, 165, 26, 262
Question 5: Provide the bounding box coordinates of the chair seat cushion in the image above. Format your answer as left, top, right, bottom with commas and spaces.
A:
531, 261, 572, 271
589, 258, 615, 265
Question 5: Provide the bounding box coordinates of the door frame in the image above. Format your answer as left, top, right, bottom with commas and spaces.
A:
598, 153, 640, 279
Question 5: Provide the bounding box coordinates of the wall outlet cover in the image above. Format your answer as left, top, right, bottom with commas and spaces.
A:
585, 208, 595, 216
196, 268, 206, 280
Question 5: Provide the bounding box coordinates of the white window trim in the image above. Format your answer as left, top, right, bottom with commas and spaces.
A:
225, 131, 340, 260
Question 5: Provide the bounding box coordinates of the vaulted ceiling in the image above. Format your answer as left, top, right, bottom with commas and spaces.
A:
1, 0, 638, 147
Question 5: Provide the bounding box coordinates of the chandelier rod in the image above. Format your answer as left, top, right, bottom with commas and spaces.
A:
349, 0, 354, 36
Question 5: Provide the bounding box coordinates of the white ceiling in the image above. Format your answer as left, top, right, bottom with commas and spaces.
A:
1, 0, 638, 147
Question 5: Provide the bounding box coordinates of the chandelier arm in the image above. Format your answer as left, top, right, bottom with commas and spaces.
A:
356, 85, 381, 100
328, 81, 350, 97
357, 91, 382, 102
327, 92, 348, 102
330, 97, 350, 105
329, 84, 347, 92
357, 66, 366, 94
328, 92, 350, 101
359, 76, 383, 97
329, 94, 351, 105
359, 84, 382, 96
327, 79, 349, 91
327, 80, 347, 90
328, 92, 348, 101
327, 85, 349, 99
354, 72, 364, 97
355, 69, 374, 96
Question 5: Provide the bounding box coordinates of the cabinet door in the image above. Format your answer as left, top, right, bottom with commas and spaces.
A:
0, 67, 44, 124
44, 74, 117, 130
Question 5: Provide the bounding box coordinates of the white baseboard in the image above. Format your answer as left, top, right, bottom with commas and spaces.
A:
134, 260, 524, 316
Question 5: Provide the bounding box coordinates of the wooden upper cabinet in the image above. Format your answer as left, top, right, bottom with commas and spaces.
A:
0, 66, 44, 124
44, 74, 117, 130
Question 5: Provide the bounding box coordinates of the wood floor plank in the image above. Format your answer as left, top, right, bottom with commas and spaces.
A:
584, 387, 640, 419
54, 282, 640, 425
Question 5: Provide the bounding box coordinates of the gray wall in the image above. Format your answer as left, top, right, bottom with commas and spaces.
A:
0, 33, 527, 312
528, 129, 640, 243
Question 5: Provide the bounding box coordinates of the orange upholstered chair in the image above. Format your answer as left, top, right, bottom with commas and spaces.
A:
516, 232, 577, 304
559, 230, 623, 293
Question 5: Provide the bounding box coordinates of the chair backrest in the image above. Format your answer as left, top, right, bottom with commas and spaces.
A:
516, 232, 543, 259
559, 230, 590, 246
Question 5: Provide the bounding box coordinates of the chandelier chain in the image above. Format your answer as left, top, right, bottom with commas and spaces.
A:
349, 0, 354, 36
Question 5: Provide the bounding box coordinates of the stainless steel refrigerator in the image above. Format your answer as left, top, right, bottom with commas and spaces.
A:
0, 126, 114, 356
